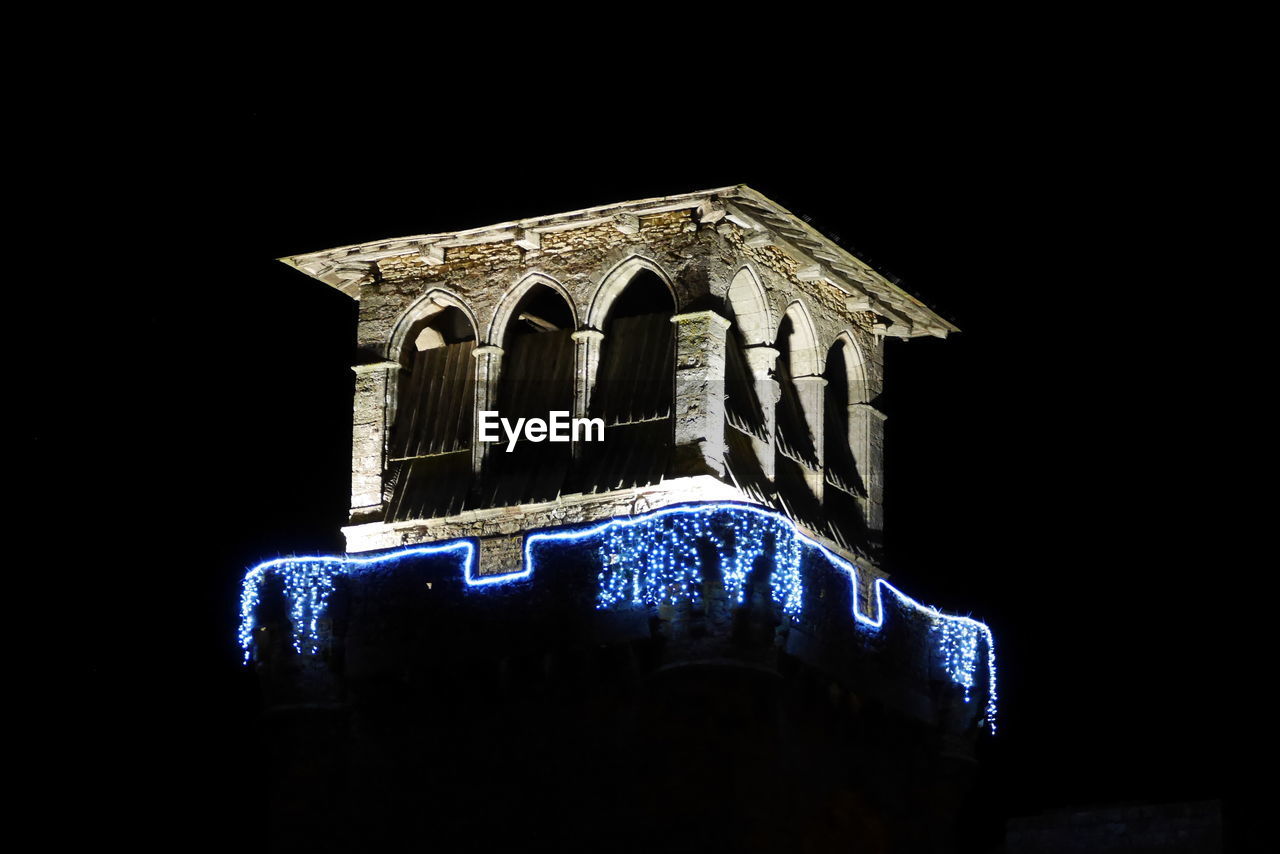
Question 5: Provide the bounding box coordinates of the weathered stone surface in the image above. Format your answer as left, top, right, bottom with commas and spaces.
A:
477, 533, 522, 577
281, 187, 954, 573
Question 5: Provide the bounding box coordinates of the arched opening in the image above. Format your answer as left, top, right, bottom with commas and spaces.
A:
771, 303, 826, 524
495, 284, 575, 419
486, 283, 577, 506
823, 338, 866, 498
591, 268, 675, 424
823, 333, 873, 547
725, 267, 771, 347
721, 271, 773, 498
579, 268, 676, 493
387, 301, 477, 520
392, 304, 476, 459
724, 292, 769, 441
774, 307, 820, 469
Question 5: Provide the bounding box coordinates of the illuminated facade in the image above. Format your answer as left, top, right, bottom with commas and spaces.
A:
249, 187, 994, 852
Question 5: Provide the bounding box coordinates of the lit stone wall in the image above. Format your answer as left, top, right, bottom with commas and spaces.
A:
317, 193, 909, 569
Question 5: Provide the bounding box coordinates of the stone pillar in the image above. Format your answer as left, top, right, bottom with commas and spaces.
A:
848, 403, 886, 533
571, 329, 605, 463
471, 345, 503, 474
571, 329, 605, 419
670, 311, 732, 477
743, 345, 780, 479
793, 374, 828, 501
350, 361, 398, 524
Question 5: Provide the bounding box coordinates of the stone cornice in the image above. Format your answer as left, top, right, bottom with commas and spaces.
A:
341, 475, 885, 582
279, 185, 958, 339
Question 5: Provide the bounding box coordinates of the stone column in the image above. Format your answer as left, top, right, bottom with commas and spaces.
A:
848, 403, 886, 533
570, 329, 606, 464
743, 345, 780, 479
570, 329, 605, 463
471, 345, 503, 475
670, 311, 732, 477
571, 329, 605, 419
792, 374, 828, 501
349, 361, 398, 524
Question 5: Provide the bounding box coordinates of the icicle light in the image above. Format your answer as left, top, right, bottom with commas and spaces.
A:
238, 502, 996, 731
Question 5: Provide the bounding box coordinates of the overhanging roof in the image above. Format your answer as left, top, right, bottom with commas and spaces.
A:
280, 185, 958, 339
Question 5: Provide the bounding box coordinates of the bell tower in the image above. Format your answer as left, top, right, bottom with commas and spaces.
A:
283, 186, 954, 570
245, 187, 995, 852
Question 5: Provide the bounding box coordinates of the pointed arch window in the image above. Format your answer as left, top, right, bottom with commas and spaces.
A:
774, 308, 820, 469
386, 301, 477, 520
391, 304, 476, 460
823, 338, 866, 498
591, 268, 675, 425
577, 267, 676, 493
494, 284, 575, 421
723, 269, 769, 441
486, 282, 576, 506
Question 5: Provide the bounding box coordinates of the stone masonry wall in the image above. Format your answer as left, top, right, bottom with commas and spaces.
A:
344, 206, 890, 554
358, 208, 878, 380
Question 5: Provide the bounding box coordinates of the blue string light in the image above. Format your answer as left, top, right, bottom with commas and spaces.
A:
238, 542, 474, 663
592, 505, 803, 614
238, 502, 996, 732
934, 620, 981, 701
526, 502, 996, 732
852, 560, 998, 733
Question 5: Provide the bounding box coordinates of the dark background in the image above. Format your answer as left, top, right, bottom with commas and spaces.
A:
35, 91, 1243, 849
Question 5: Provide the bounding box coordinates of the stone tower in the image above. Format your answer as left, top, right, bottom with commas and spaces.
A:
244, 187, 995, 853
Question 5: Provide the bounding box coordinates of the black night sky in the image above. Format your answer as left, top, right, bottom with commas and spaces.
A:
41, 89, 1245, 849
